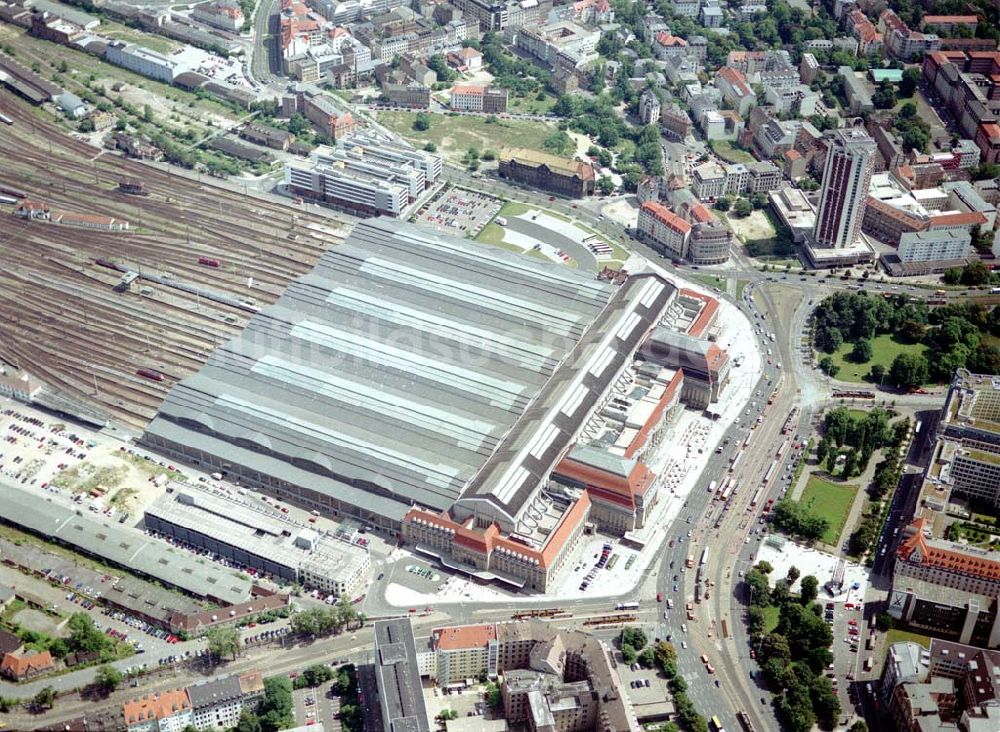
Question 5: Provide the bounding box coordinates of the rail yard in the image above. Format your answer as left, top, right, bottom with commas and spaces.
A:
0, 95, 350, 430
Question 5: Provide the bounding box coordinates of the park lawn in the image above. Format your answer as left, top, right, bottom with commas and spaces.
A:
508, 92, 557, 115
736, 280, 749, 300
374, 111, 557, 163
800, 477, 858, 546
100, 20, 182, 54
713, 140, 756, 164
690, 273, 725, 290
827, 334, 931, 384
762, 605, 780, 634
885, 629, 932, 650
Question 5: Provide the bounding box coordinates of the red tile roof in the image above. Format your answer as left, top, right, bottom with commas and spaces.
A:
640, 201, 692, 235
0, 651, 54, 679
655, 31, 687, 47
679, 288, 720, 338
122, 689, 191, 726
433, 624, 496, 651
897, 518, 1000, 582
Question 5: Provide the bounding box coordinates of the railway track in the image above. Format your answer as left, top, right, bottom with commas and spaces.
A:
0, 93, 353, 429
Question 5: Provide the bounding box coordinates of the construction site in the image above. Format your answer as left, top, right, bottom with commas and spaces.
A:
0, 94, 351, 430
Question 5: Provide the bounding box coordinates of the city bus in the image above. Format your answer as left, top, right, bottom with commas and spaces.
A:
615, 601, 639, 611
710, 715, 726, 732
700, 548, 710, 566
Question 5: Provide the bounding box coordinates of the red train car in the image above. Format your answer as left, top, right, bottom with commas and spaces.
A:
136, 368, 164, 382
198, 257, 220, 268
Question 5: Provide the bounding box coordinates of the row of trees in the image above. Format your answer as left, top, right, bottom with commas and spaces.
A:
743, 563, 840, 732
652, 641, 709, 732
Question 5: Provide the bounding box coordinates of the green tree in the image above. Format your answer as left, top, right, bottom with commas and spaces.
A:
848, 721, 869, 732
732, 198, 753, 217
78, 117, 96, 133
412, 113, 431, 131
67, 612, 109, 654
288, 113, 310, 135
423, 142, 437, 152
872, 81, 897, 109
745, 569, 773, 607
597, 175, 615, 195
850, 338, 873, 363
485, 682, 502, 710
818, 356, 840, 378
799, 576, 819, 605
621, 643, 638, 664
899, 67, 920, 97
205, 625, 240, 661
961, 261, 991, 286
335, 594, 357, 630
301, 663, 334, 687
876, 613, 894, 631
868, 363, 886, 383
33, 686, 55, 710
715, 196, 731, 212
94, 664, 122, 694
621, 627, 648, 650
888, 352, 929, 389
786, 566, 800, 584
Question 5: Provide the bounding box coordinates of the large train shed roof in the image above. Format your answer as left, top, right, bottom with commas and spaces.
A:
144, 220, 673, 523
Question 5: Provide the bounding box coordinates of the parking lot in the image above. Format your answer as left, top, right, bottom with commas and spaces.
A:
293, 679, 341, 731
416, 188, 502, 237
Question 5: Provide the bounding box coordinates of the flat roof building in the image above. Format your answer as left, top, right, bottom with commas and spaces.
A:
0, 484, 251, 605
373, 618, 431, 732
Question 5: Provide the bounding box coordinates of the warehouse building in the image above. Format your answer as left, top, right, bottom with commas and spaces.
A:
145, 484, 370, 597
0, 484, 251, 605
141, 220, 689, 591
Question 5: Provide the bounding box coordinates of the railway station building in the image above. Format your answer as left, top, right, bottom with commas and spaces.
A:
141, 220, 726, 592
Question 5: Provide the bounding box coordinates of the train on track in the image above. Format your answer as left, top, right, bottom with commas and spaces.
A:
0, 184, 27, 199
136, 368, 164, 382
118, 178, 148, 196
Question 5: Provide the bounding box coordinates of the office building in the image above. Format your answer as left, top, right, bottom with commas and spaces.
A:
285, 136, 441, 217
191, 0, 245, 31
812, 127, 876, 249
692, 161, 725, 200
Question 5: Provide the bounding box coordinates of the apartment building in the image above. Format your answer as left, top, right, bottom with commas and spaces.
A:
191, 0, 245, 31
431, 624, 499, 684
716, 66, 755, 117
187, 673, 264, 730
420, 621, 642, 732
451, 0, 541, 31
122, 689, 192, 732
636, 200, 691, 259
880, 9, 941, 60
922, 51, 1000, 165
653, 31, 688, 60
382, 83, 431, 108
